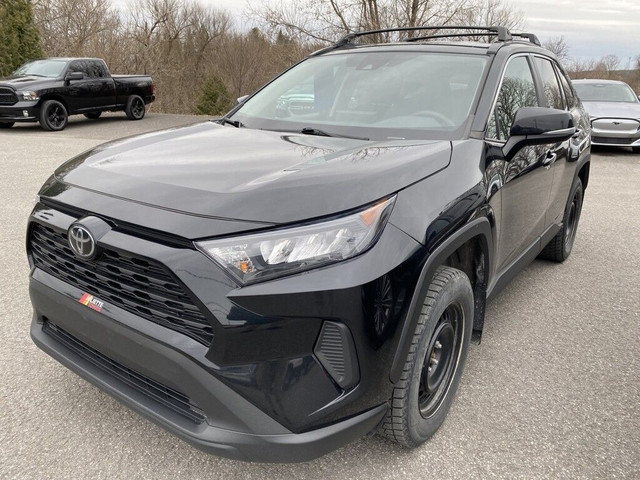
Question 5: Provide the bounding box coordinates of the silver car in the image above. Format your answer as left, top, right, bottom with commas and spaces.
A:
573, 79, 640, 153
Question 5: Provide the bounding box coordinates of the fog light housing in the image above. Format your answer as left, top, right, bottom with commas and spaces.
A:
23, 110, 29, 117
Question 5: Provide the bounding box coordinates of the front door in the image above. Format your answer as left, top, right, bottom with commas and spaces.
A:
485, 55, 555, 273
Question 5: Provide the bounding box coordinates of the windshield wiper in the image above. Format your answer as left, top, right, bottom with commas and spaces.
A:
219, 117, 244, 128
298, 127, 369, 141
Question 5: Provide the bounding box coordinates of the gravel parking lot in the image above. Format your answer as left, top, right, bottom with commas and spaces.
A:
1, 114, 638, 479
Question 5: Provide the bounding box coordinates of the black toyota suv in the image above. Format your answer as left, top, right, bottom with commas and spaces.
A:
27, 27, 591, 462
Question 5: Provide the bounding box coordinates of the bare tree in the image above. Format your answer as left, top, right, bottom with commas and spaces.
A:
543, 35, 570, 63
250, 0, 522, 43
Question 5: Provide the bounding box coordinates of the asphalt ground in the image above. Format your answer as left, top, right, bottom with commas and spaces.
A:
1, 113, 638, 479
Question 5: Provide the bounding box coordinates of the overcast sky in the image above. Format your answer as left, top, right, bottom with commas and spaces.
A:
113, 0, 639, 64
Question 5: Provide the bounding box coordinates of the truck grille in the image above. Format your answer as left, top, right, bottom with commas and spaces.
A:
43, 321, 207, 424
30, 223, 214, 345
0, 87, 18, 105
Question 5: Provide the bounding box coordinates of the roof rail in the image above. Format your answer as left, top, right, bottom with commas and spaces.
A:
511, 32, 541, 46
309, 26, 542, 57
334, 26, 512, 47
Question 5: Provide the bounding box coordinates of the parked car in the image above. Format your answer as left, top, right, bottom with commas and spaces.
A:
0, 58, 154, 131
27, 26, 590, 462
573, 79, 640, 153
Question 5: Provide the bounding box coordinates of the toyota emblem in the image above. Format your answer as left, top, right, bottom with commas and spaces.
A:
68, 224, 98, 260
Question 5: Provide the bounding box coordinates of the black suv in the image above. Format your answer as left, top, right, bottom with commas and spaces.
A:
27, 27, 591, 462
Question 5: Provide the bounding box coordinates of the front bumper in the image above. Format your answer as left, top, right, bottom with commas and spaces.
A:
29, 276, 386, 462
27, 196, 422, 461
0, 100, 39, 122
590, 117, 640, 147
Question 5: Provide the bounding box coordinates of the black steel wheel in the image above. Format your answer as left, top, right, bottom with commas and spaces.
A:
539, 177, 583, 262
0, 122, 14, 128
125, 95, 146, 120
418, 303, 464, 418
39, 100, 68, 131
379, 266, 473, 447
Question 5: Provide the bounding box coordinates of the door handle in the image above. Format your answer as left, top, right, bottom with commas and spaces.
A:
542, 151, 557, 168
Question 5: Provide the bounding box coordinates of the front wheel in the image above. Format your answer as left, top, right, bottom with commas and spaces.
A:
379, 266, 473, 447
39, 100, 68, 131
539, 177, 584, 262
125, 95, 146, 120
0, 122, 14, 128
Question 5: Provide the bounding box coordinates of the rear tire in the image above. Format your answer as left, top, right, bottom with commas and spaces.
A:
0, 122, 14, 128
539, 177, 584, 262
125, 95, 145, 120
379, 266, 473, 447
84, 112, 102, 120
39, 100, 68, 131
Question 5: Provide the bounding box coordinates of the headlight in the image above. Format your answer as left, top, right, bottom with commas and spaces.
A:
20, 91, 39, 101
196, 196, 396, 284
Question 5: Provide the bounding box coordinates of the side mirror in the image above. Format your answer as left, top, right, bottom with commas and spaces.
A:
503, 107, 575, 160
236, 94, 249, 105
66, 71, 84, 83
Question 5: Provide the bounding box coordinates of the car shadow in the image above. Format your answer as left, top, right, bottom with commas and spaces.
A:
590, 145, 637, 156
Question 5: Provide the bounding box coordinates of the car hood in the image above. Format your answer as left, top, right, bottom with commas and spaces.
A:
582, 101, 640, 120
53, 122, 451, 224
0, 75, 54, 90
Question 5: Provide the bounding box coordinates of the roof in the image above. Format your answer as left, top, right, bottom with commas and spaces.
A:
572, 79, 630, 85
44, 57, 104, 62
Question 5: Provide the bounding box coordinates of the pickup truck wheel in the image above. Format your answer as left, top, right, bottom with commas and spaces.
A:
125, 95, 146, 120
539, 177, 584, 262
0, 122, 14, 128
84, 112, 102, 120
379, 266, 473, 447
39, 100, 68, 131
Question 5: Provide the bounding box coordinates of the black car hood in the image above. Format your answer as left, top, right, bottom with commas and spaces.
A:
0, 75, 54, 89
54, 122, 451, 224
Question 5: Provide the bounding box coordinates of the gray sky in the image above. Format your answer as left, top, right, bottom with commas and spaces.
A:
114, 0, 639, 64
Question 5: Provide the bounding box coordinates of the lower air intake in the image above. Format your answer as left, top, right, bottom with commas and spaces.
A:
43, 321, 207, 424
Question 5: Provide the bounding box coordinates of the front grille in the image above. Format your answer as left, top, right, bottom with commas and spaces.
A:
30, 222, 214, 345
592, 136, 636, 145
43, 321, 206, 424
0, 87, 18, 105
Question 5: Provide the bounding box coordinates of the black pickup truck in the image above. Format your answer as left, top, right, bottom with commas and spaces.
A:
0, 58, 154, 131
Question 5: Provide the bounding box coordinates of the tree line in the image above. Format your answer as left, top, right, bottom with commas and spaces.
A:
1, 0, 638, 116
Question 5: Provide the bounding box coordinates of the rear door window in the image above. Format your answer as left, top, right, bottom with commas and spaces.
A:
534, 57, 564, 110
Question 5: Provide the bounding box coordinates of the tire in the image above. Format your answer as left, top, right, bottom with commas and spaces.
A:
84, 112, 102, 120
0, 122, 14, 128
632, 146, 640, 154
125, 95, 146, 120
379, 266, 473, 447
539, 178, 584, 262
39, 100, 68, 131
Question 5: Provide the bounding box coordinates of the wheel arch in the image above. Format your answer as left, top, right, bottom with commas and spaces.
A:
39, 95, 69, 113
577, 160, 590, 190
389, 217, 492, 383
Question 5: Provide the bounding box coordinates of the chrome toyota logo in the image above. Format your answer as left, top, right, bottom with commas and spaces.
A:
68, 224, 97, 260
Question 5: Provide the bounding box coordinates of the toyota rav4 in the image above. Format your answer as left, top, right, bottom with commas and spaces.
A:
27, 26, 591, 462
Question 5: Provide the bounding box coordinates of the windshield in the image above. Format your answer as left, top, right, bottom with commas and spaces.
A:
231, 51, 488, 140
13, 60, 68, 78
574, 82, 638, 103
